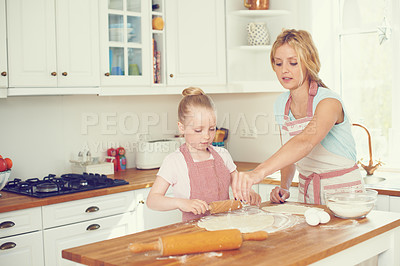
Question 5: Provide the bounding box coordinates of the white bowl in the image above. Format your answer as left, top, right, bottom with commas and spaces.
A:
0, 170, 11, 191
325, 189, 377, 219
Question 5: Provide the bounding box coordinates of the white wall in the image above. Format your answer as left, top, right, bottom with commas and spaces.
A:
0, 92, 281, 179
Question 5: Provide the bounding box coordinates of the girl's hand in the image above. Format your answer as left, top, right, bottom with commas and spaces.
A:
249, 190, 262, 206
177, 199, 209, 215
232, 170, 262, 203
270, 186, 290, 203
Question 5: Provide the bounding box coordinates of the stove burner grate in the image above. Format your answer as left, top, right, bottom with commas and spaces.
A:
2, 173, 129, 198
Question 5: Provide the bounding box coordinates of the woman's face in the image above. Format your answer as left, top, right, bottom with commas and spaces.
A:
178, 107, 216, 153
273, 43, 307, 91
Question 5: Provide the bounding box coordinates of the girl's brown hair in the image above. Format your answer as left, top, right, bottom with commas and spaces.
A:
178, 87, 215, 123
270, 29, 327, 88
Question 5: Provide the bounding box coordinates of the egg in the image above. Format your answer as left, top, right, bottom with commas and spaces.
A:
305, 213, 320, 226
317, 211, 331, 224
304, 208, 320, 217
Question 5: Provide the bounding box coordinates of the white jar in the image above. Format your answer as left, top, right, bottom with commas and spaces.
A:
247, 22, 270, 45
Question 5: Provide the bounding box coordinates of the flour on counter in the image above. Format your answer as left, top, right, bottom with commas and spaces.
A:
262, 204, 323, 215
197, 212, 274, 233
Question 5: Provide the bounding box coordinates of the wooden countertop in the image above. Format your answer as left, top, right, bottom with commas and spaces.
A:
1, 162, 399, 213
0, 162, 257, 213
62, 202, 400, 265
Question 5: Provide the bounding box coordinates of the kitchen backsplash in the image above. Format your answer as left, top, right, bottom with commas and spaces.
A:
0, 92, 281, 179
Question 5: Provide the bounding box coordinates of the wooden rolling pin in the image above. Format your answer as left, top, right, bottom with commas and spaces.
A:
208, 199, 242, 214
129, 229, 268, 256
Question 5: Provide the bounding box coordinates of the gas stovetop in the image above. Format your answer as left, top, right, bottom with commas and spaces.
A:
2, 173, 129, 198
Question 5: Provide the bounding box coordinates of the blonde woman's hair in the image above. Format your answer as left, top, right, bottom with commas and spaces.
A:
178, 87, 215, 123
270, 29, 327, 88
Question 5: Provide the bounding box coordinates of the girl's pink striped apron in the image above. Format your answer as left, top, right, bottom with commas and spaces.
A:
179, 144, 231, 221
281, 81, 364, 204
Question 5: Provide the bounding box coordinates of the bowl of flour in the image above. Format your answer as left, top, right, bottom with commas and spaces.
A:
325, 189, 378, 219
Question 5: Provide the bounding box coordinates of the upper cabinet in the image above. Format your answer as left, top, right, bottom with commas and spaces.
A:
6, 0, 100, 95
99, 0, 151, 87
0, 0, 7, 97
165, 0, 226, 87
100, 0, 226, 95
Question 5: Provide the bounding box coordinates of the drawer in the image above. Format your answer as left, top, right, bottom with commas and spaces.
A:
0, 207, 42, 239
44, 212, 134, 266
0, 230, 44, 266
42, 191, 135, 229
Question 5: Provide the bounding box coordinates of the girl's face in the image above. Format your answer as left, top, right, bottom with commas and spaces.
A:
178, 107, 216, 153
273, 43, 307, 91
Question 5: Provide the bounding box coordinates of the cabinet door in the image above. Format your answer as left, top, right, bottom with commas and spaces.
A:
136, 187, 181, 231
0, 207, 42, 239
99, 0, 151, 86
0, 0, 7, 94
165, 0, 226, 86
389, 196, 400, 213
0, 231, 44, 266
42, 191, 134, 229
43, 212, 134, 266
56, 0, 100, 87
7, 0, 57, 87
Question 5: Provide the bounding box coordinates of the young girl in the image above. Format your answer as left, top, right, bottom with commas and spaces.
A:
147, 87, 261, 222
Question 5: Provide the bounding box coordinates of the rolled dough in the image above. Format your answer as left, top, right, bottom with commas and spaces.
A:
262, 204, 322, 215
197, 213, 274, 233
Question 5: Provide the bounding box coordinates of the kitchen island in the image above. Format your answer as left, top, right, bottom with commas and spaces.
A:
62, 202, 400, 266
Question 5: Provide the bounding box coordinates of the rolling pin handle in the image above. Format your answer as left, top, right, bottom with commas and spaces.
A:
129, 241, 160, 253
242, 231, 268, 241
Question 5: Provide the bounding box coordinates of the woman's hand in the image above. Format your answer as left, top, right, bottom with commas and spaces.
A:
232, 170, 263, 203
270, 186, 290, 203
177, 198, 209, 215
249, 189, 262, 206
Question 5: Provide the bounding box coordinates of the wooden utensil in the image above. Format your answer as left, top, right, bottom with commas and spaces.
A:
129, 229, 268, 256
208, 199, 242, 214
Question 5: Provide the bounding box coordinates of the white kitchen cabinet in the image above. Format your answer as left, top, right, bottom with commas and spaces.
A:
0, 207, 42, 239
389, 196, 400, 213
0, 231, 44, 266
99, 0, 151, 87
165, 0, 226, 87
43, 213, 134, 266
0, 0, 7, 98
135, 187, 181, 231
42, 191, 136, 266
6, 0, 100, 95
0, 207, 44, 266
42, 191, 135, 229
374, 194, 390, 211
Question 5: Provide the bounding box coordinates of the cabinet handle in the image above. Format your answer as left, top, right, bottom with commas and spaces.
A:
0, 221, 15, 229
62, 72, 68, 76
1, 71, 6, 76
85, 206, 99, 213
51, 72, 57, 76
169, 74, 174, 78
105, 72, 110, 76
0, 242, 16, 250
86, 224, 100, 231
139, 200, 145, 204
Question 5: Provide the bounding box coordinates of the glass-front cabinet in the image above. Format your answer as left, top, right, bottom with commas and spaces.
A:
100, 0, 150, 86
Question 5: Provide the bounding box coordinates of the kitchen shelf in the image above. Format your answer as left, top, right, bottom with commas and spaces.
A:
228, 80, 285, 93
238, 45, 272, 51
232, 10, 290, 18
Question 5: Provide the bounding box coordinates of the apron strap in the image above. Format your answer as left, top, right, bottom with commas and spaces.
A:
299, 164, 359, 204
284, 81, 319, 118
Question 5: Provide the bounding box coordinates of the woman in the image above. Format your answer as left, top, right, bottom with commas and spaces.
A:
232, 29, 364, 204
